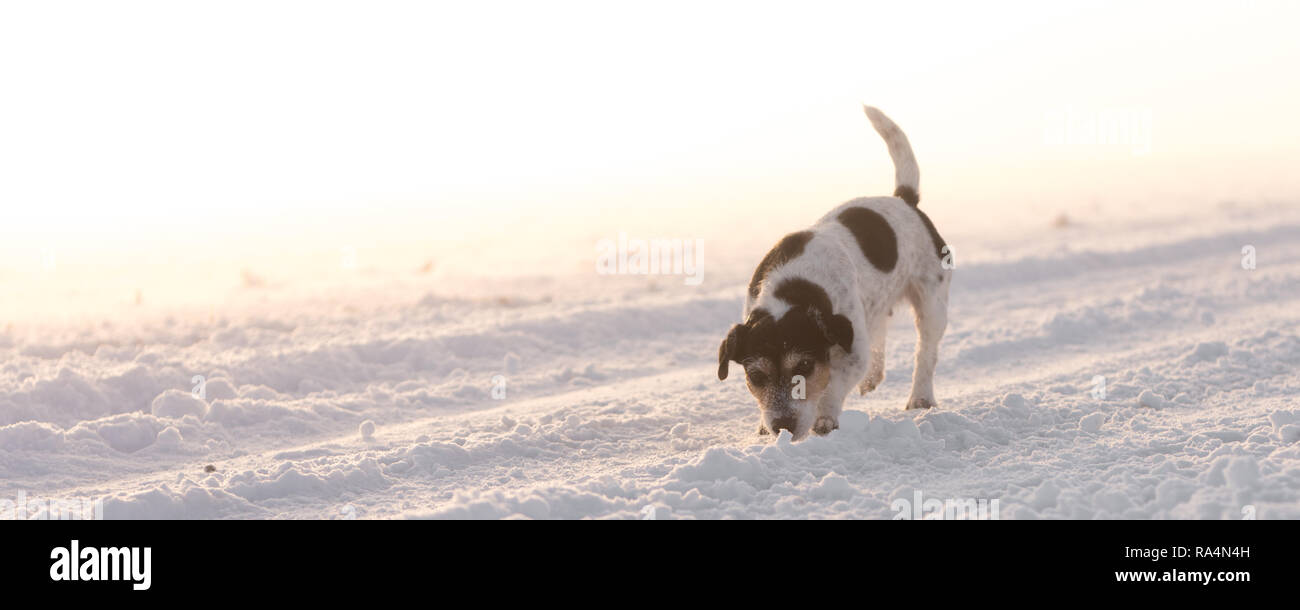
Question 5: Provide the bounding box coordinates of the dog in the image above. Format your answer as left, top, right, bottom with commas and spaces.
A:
717, 106, 950, 440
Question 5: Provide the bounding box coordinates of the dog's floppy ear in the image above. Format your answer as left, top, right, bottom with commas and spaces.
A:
827, 313, 854, 352
807, 306, 854, 353
717, 323, 748, 380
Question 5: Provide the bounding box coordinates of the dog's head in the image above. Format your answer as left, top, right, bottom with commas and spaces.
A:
717, 305, 853, 439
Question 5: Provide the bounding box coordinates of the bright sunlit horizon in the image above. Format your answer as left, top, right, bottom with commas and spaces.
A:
3, 0, 1300, 303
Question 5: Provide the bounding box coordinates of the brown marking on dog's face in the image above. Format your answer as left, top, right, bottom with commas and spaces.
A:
741, 349, 831, 438
782, 351, 831, 405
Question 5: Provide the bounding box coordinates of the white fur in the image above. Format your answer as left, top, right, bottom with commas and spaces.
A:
863, 105, 919, 198
742, 107, 949, 440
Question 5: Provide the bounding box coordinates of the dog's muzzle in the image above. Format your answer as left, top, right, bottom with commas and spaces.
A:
769, 414, 798, 435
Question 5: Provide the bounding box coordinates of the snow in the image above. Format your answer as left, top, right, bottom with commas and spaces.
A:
2, 201, 1300, 519
150, 390, 207, 419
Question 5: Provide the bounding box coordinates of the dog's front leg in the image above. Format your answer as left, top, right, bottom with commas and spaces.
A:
815, 353, 866, 435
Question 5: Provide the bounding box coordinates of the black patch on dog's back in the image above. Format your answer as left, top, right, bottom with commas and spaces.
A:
772, 277, 854, 353
913, 207, 947, 261
773, 277, 834, 315
894, 185, 919, 206
748, 231, 813, 300
836, 207, 898, 272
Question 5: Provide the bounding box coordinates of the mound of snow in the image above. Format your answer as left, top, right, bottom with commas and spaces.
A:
151, 390, 208, 419
1137, 389, 1170, 409
0, 421, 66, 452
1184, 341, 1229, 364
1079, 412, 1105, 433
156, 426, 183, 448
69, 413, 163, 453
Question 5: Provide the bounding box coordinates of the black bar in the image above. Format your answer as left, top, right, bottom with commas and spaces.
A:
3, 520, 1289, 600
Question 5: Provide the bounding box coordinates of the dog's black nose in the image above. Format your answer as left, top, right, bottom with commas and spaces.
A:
770, 415, 797, 435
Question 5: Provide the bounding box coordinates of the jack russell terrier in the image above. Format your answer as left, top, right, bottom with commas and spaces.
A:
717, 106, 950, 440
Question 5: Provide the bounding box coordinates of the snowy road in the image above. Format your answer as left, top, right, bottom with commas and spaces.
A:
3, 203, 1299, 519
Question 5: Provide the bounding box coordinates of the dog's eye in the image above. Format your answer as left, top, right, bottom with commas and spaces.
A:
793, 359, 814, 377
747, 371, 768, 385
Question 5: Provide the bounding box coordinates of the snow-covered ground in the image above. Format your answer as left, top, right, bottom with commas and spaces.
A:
3, 200, 1300, 519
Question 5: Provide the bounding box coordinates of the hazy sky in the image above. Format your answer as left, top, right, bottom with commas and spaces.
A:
2, 0, 1299, 269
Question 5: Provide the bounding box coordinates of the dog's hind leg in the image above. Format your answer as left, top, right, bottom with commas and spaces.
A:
858, 312, 889, 394
904, 278, 948, 410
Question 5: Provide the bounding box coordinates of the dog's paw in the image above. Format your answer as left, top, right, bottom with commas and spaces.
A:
812, 416, 839, 436
758, 425, 770, 435
905, 397, 936, 410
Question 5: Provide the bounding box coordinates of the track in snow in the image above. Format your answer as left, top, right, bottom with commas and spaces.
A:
3, 206, 1299, 519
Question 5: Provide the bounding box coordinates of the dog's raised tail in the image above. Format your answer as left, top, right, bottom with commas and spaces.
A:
863, 105, 920, 206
